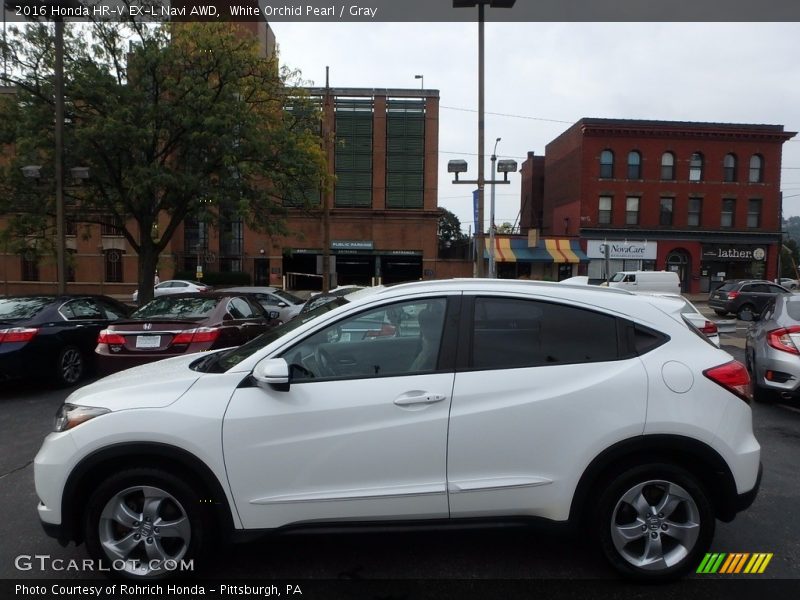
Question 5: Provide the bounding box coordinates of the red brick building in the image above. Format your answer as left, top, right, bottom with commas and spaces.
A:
523, 118, 796, 292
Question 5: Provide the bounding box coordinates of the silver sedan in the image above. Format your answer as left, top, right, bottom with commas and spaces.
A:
745, 292, 800, 402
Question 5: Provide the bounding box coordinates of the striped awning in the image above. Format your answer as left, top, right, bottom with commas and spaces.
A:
484, 238, 589, 264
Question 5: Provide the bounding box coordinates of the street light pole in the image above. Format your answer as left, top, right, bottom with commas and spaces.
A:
452, 0, 515, 278
414, 74, 424, 89
54, 15, 65, 294
476, 2, 485, 277
489, 137, 500, 279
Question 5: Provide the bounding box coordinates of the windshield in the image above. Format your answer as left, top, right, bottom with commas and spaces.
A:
0, 297, 52, 321
131, 296, 219, 320
194, 296, 350, 373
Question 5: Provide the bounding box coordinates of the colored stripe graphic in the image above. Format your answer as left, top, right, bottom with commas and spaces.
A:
698, 553, 772, 574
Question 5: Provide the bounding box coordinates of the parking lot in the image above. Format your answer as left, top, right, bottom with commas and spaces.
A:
1, 303, 799, 586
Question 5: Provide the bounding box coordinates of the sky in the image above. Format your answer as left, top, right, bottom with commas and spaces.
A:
269, 21, 800, 233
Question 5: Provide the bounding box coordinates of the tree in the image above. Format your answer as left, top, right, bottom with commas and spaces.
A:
437, 207, 466, 250
496, 222, 515, 234
0, 15, 327, 304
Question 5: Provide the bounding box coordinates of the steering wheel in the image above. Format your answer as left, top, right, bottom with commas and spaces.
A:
314, 346, 336, 377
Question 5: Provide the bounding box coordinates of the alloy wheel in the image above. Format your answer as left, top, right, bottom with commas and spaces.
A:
98, 485, 191, 577
609, 479, 701, 571
60, 348, 84, 384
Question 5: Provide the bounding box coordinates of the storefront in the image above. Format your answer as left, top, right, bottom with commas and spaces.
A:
700, 244, 769, 292
485, 237, 589, 280
585, 240, 658, 283
282, 240, 423, 289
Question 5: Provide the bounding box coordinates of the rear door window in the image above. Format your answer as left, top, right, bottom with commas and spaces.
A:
470, 297, 619, 370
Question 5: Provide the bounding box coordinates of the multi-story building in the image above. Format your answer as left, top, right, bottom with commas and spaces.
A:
521, 118, 796, 292
171, 86, 444, 290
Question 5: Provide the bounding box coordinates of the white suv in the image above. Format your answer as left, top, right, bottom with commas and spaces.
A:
35, 280, 761, 580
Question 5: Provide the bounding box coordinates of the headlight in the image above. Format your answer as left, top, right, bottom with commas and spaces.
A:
54, 404, 110, 432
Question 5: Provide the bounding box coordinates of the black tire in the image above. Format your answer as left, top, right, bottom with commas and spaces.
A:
55, 346, 85, 386
84, 468, 210, 580
737, 304, 756, 321
713, 309, 727, 317
595, 464, 715, 581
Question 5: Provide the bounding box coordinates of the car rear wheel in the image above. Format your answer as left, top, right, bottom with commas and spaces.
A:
84, 468, 209, 579
596, 464, 714, 580
55, 346, 85, 386
737, 304, 756, 321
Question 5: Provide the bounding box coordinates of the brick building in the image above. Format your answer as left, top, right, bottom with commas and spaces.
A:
1, 18, 452, 295
521, 118, 796, 292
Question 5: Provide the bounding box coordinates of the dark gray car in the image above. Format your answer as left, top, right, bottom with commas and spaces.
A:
745, 292, 800, 402
708, 279, 790, 320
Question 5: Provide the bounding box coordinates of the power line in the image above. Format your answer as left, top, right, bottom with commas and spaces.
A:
441, 105, 573, 125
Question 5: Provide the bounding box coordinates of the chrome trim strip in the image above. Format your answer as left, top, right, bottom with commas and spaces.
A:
447, 476, 553, 494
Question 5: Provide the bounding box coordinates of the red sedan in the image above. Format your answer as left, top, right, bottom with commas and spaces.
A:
95, 293, 278, 374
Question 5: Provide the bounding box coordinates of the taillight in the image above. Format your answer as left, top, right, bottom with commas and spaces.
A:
171, 327, 220, 345
766, 326, 800, 355
0, 327, 39, 344
704, 360, 752, 404
97, 330, 126, 345
699, 320, 718, 335
727, 291, 740, 300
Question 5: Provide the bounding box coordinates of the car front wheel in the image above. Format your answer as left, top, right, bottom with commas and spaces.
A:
84, 468, 209, 579
596, 464, 714, 580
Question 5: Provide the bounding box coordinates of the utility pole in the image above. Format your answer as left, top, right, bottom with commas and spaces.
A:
321, 67, 332, 292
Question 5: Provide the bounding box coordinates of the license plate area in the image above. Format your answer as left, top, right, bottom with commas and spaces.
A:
135, 335, 161, 349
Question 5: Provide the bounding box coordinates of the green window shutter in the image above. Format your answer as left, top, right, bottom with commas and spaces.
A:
386, 101, 425, 209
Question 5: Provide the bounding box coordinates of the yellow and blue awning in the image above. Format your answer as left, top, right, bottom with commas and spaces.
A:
484, 238, 589, 263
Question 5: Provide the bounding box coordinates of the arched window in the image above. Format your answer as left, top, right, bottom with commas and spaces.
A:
689, 152, 704, 182
749, 154, 764, 183
660, 152, 675, 180
599, 150, 614, 179
627, 151, 642, 179
723, 153, 737, 182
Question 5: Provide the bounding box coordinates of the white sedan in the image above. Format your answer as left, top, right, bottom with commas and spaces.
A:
131, 279, 210, 303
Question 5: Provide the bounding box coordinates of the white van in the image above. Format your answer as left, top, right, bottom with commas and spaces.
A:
606, 270, 680, 294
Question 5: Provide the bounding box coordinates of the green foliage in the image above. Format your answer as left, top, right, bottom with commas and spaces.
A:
437, 207, 467, 247
172, 271, 251, 286
0, 14, 327, 303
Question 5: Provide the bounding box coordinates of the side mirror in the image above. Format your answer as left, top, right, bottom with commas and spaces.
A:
252, 357, 290, 392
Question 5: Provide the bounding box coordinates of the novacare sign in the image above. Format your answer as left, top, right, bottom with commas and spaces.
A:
587, 240, 657, 260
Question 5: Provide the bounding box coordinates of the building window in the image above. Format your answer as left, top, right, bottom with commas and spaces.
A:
627, 151, 642, 179
625, 197, 639, 225
688, 197, 702, 227
220, 212, 244, 272
599, 150, 614, 179
660, 152, 675, 180
689, 152, 704, 181
659, 198, 674, 226
335, 98, 373, 208
184, 217, 208, 256
386, 99, 425, 209
749, 154, 764, 183
723, 153, 737, 182
101, 214, 124, 236
104, 249, 124, 283
721, 199, 735, 228
747, 199, 762, 228
21, 251, 39, 281
598, 196, 612, 225
65, 218, 77, 237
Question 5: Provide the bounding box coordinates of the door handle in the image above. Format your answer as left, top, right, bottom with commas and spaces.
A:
394, 393, 447, 406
